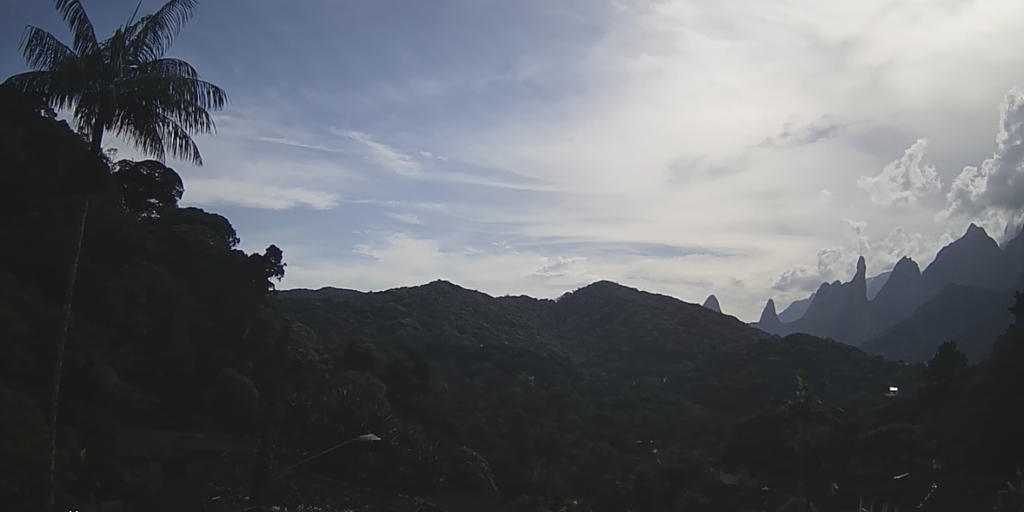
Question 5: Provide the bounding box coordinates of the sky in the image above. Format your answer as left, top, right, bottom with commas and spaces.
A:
5, 0, 1024, 322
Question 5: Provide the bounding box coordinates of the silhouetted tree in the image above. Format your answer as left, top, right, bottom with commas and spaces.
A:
775, 373, 842, 511
919, 341, 968, 407
4, 1, 226, 508
111, 159, 184, 218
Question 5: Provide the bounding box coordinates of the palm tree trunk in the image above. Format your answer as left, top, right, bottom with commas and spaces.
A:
250, 318, 292, 510
46, 121, 104, 511
47, 194, 90, 512
798, 418, 809, 512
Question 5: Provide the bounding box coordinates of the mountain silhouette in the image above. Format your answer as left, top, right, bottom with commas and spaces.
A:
279, 279, 914, 427
918, 223, 1013, 300
702, 294, 722, 313
778, 293, 815, 323
862, 284, 1014, 364
753, 224, 1024, 355
866, 270, 892, 300
278, 286, 365, 301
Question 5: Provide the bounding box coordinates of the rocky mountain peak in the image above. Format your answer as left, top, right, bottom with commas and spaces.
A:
759, 299, 779, 324
702, 294, 722, 313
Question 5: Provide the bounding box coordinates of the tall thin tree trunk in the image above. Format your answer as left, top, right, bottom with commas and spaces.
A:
798, 418, 810, 512
250, 318, 292, 510
47, 194, 90, 512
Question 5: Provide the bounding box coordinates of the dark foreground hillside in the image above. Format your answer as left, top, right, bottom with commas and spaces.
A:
280, 280, 915, 425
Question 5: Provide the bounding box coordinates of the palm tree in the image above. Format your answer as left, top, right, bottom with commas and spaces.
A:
3, 1, 227, 508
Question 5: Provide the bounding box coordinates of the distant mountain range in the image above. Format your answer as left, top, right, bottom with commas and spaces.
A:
778, 293, 815, 323
280, 224, 1023, 365
748, 223, 1024, 363
278, 286, 364, 301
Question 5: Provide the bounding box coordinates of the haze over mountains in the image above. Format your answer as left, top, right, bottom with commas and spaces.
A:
749, 223, 1024, 363
285, 222, 1024, 365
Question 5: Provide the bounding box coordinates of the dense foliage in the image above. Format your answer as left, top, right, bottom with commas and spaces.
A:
0, 85, 279, 508
278, 281, 923, 509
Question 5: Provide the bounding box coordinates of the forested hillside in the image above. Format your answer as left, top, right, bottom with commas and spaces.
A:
280, 281, 918, 429
0, 86, 286, 507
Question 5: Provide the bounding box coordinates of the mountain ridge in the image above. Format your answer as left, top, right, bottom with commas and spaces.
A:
752, 223, 1024, 359
278, 278, 916, 429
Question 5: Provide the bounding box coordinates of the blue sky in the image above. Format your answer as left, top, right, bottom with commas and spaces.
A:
5, 0, 1024, 321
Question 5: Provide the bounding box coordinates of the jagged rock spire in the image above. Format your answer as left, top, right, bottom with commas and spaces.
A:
759, 299, 779, 324
702, 294, 722, 313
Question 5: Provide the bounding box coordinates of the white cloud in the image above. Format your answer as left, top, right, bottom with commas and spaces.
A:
941, 87, 1024, 239
533, 256, 588, 278
385, 212, 423, 225
69, 0, 1024, 321
281, 232, 768, 310
332, 129, 422, 176
769, 219, 954, 304
256, 136, 345, 154
95, 108, 358, 213
183, 179, 339, 210
432, 0, 1024, 320
857, 138, 941, 206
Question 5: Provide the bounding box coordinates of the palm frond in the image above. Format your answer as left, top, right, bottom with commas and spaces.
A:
112, 105, 167, 162
159, 116, 203, 164
20, 26, 76, 70
113, 106, 203, 165
129, 0, 199, 61
16, 0, 223, 165
118, 64, 228, 133
53, 0, 99, 56
3, 70, 82, 113
158, 72, 229, 114
142, 57, 201, 80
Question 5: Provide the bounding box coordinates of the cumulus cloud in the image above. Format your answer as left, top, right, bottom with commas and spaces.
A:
770, 220, 951, 296
857, 138, 941, 206
941, 88, 1024, 228
772, 260, 834, 293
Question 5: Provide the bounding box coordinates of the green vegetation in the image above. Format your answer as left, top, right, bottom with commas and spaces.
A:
3, 0, 228, 508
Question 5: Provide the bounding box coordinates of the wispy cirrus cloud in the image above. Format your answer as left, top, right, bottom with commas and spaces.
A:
182, 179, 339, 210
333, 129, 422, 177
